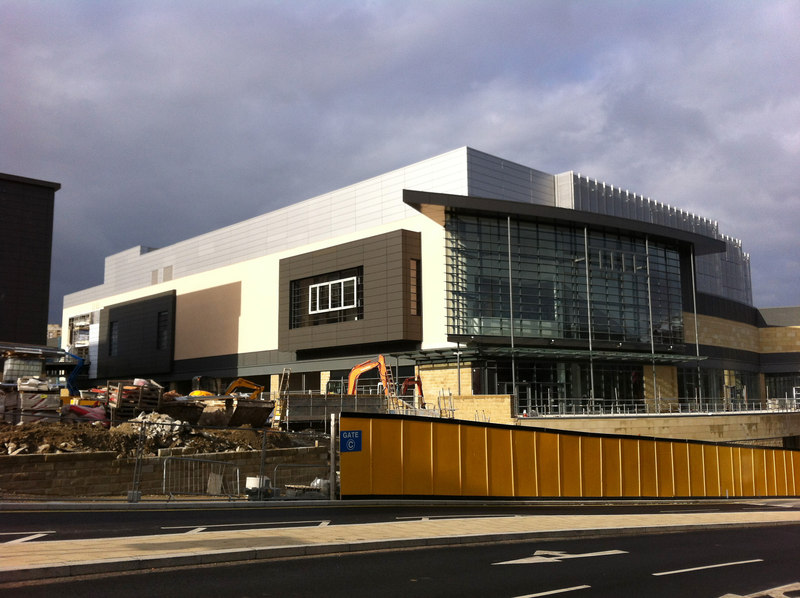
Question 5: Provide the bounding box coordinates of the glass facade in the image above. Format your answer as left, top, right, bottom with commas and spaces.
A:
678, 367, 760, 407
569, 172, 753, 306
764, 373, 800, 401
477, 359, 645, 414
445, 213, 683, 347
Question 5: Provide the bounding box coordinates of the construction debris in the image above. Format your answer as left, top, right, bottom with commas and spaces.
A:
0, 414, 307, 458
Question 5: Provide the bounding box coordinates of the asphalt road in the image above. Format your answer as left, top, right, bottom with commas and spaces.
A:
1, 500, 793, 542
4, 525, 799, 598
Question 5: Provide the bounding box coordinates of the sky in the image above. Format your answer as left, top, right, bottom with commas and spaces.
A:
2, 0, 799, 322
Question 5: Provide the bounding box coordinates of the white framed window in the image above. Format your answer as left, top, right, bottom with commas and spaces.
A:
309, 276, 358, 314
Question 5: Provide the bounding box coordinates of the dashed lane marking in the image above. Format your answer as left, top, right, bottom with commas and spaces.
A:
513, 585, 591, 597
652, 559, 763, 576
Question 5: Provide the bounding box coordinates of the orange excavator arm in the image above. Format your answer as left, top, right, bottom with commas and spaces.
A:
347, 355, 393, 397
400, 376, 423, 399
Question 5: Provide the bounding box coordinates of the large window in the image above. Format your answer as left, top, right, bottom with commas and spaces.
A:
410, 258, 421, 316
445, 213, 684, 347
290, 267, 363, 328
309, 277, 357, 314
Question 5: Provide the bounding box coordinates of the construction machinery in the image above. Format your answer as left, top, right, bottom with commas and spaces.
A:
347, 355, 420, 411
347, 355, 395, 398
167, 376, 271, 427
400, 375, 424, 403
223, 378, 265, 400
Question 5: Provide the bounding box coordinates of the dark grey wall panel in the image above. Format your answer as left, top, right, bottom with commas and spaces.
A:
0, 174, 59, 344
97, 291, 175, 379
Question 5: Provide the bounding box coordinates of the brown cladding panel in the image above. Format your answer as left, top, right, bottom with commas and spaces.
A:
279, 230, 422, 352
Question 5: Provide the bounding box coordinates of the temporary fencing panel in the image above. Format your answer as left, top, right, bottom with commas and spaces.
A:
271, 464, 331, 497
339, 413, 800, 499
162, 456, 240, 500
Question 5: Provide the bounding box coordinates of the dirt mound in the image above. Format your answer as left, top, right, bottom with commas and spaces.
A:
1, 415, 307, 458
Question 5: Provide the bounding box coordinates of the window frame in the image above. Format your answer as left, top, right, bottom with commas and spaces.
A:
308, 276, 358, 315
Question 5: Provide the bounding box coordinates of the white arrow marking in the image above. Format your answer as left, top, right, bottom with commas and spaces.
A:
4, 533, 52, 544
185, 527, 206, 534
652, 559, 763, 576
494, 549, 628, 565
513, 585, 590, 597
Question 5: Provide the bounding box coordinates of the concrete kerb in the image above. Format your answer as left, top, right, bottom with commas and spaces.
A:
2, 518, 800, 584
0, 497, 768, 511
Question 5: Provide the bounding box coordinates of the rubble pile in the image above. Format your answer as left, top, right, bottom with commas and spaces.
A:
1, 414, 304, 458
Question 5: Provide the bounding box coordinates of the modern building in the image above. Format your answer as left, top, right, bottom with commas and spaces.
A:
61, 148, 800, 416
0, 172, 60, 345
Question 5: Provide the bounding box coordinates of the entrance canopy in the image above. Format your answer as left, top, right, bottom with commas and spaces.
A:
390, 345, 705, 366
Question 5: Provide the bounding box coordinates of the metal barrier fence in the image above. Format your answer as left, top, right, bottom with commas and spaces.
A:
162, 456, 240, 500
271, 463, 331, 497
340, 412, 800, 499
274, 393, 385, 430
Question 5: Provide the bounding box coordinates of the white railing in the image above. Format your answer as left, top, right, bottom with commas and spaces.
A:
517, 396, 800, 418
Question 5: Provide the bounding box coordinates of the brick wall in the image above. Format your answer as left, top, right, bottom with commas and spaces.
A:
448, 395, 514, 425
419, 364, 473, 401
518, 412, 800, 445
0, 446, 328, 498
759, 326, 800, 353
684, 313, 760, 352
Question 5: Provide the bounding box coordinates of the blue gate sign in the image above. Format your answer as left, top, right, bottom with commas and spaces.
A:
340, 430, 362, 452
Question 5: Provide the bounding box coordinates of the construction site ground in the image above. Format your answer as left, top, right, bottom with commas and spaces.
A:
1, 420, 311, 458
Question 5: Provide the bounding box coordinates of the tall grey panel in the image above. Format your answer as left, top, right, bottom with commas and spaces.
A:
97, 291, 176, 379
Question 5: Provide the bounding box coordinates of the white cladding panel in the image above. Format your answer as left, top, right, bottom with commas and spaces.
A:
64, 148, 470, 308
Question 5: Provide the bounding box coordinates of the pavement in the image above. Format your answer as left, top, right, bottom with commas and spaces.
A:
2, 499, 800, 583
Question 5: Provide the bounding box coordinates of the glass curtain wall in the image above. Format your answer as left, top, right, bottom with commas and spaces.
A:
445, 213, 683, 346
678, 367, 759, 407
445, 212, 683, 409
765, 374, 800, 400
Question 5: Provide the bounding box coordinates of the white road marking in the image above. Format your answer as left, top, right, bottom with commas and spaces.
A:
4, 533, 52, 544
494, 549, 628, 565
659, 509, 719, 513
161, 520, 331, 533
652, 559, 763, 576
513, 585, 591, 597
396, 514, 518, 521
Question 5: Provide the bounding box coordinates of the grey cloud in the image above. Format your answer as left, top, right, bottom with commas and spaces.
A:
0, 0, 798, 319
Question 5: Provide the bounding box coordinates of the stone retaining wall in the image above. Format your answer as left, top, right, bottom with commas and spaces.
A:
0, 446, 329, 498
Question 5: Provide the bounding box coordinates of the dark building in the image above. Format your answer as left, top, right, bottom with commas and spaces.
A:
0, 173, 61, 345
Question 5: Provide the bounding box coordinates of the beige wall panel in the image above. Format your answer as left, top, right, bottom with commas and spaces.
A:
174, 282, 241, 360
